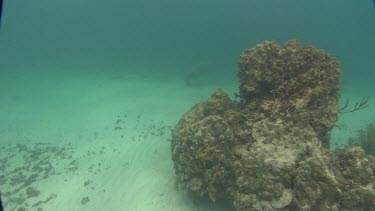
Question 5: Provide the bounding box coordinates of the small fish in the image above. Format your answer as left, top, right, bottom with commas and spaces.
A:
0, 194, 3, 211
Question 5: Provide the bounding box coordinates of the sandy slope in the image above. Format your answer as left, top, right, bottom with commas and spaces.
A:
0, 69, 234, 211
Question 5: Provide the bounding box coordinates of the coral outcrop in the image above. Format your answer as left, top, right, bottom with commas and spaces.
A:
171, 40, 375, 210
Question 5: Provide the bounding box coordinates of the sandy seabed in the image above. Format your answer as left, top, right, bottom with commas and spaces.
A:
0, 69, 373, 211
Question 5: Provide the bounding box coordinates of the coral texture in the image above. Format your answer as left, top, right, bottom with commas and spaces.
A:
171, 40, 375, 210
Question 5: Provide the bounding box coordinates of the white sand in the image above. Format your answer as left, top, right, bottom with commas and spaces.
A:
0, 69, 234, 211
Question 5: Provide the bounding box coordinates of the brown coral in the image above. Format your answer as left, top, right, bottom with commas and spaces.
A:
171, 40, 375, 211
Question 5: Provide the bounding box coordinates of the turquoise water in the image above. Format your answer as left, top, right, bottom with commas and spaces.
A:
2, 0, 374, 84
0, 0, 374, 210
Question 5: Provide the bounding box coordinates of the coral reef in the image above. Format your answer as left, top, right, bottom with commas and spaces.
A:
237, 40, 340, 144
171, 40, 375, 210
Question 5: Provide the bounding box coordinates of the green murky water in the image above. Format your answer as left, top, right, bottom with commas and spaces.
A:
0, 0, 374, 210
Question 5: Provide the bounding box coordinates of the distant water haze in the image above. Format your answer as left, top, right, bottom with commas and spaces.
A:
0, 0, 373, 88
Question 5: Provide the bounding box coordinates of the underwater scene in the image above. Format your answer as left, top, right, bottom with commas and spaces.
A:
0, 0, 374, 210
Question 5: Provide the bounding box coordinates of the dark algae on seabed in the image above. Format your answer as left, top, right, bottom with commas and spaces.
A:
171, 40, 375, 211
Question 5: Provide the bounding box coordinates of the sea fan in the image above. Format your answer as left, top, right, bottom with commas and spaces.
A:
347, 123, 375, 155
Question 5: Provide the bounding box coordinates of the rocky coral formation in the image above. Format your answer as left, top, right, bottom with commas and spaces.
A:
171, 40, 375, 210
